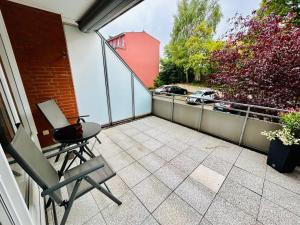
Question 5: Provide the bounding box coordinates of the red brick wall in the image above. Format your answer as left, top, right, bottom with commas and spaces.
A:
0, 1, 79, 147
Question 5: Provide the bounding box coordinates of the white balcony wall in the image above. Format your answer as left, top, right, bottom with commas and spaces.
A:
64, 25, 109, 125
104, 43, 133, 122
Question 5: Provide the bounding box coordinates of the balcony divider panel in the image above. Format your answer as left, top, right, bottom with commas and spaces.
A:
133, 76, 151, 117
63, 25, 110, 125
104, 43, 133, 122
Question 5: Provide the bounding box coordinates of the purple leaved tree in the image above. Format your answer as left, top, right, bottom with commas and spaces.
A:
210, 13, 300, 109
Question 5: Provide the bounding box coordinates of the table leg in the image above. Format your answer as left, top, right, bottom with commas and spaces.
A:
55, 144, 65, 162
58, 151, 69, 177
79, 145, 85, 164
84, 144, 95, 158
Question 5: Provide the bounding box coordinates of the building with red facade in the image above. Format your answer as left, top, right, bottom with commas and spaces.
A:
108, 32, 160, 87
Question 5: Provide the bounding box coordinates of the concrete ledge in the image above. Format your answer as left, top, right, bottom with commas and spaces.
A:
152, 98, 281, 153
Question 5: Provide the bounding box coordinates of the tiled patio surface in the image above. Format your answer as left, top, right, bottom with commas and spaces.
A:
48, 116, 300, 225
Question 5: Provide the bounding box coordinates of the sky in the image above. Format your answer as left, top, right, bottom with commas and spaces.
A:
100, 0, 262, 57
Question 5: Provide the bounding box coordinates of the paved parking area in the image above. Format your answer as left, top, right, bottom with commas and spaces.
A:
153, 95, 214, 110
48, 116, 300, 225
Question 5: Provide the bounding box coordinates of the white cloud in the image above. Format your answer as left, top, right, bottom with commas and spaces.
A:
100, 0, 261, 57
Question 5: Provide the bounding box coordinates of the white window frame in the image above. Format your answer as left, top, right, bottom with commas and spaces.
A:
0, 145, 34, 225
0, 10, 45, 225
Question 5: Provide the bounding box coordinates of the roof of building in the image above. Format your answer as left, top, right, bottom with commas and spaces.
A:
107, 31, 160, 43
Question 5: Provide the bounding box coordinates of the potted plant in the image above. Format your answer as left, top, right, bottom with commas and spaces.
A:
262, 111, 300, 173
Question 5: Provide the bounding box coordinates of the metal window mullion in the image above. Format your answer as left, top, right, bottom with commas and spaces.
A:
96, 32, 151, 96
198, 101, 205, 131
171, 95, 175, 121
100, 37, 112, 125
131, 73, 135, 120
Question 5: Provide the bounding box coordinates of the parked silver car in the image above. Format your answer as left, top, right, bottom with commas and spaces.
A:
186, 90, 216, 104
154, 85, 171, 94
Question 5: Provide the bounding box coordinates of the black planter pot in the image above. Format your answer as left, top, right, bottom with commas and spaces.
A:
267, 139, 299, 173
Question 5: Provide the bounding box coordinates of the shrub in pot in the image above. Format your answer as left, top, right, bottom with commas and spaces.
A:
262, 111, 300, 173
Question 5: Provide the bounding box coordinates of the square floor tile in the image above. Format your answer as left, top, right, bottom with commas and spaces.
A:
121, 127, 140, 136
118, 162, 150, 188
92, 175, 129, 211
154, 163, 187, 190
83, 213, 106, 225
210, 146, 241, 164
205, 196, 256, 225
109, 132, 130, 144
190, 165, 225, 193
139, 153, 166, 173
175, 177, 215, 214
235, 149, 267, 177
166, 140, 189, 153
49, 193, 100, 225
153, 193, 202, 225
98, 143, 123, 159
127, 144, 151, 160
170, 153, 199, 175
227, 166, 264, 195
202, 155, 233, 176
258, 198, 300, 225
131, 121, 151, 131
106, 151, 134, 171
132, 175, 171, 212
183, 147, 209, 163
219, 178, 261, 217
141, 215, 159, 225
154, 146, 178, 161
132, 133, 151, 143
199, 218, 213, 225
265, 166, 300, 195
102, 191, 150, 225
144, 128, 163, 139
155, 133, 174, 144
117, 138, 138, 151
142, 138, 164, 151
263, 181, 300, 217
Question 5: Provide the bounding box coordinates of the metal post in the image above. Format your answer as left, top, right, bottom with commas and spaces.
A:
198, 100, 205, 131
100, 37, 113, 125
171, 94, 175, 121
151, 91, 154, 114
239, 106, 250, 145
131, 73, 135, 120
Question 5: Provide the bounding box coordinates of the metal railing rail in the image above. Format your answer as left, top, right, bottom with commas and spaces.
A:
152, 91, 290, 147
152, 91, 289, 117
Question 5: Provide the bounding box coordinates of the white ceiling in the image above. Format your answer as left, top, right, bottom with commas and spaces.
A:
9, 0, 97, 24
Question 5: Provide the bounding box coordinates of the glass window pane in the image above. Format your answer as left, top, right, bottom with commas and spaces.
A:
134, 76, 151, 117
105, 43, 133, 122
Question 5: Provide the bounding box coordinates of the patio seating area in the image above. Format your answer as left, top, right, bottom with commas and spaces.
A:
47, 116, 300, 225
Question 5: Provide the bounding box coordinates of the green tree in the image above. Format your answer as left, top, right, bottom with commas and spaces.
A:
154, 60, 186, 87
185, 22, 224, 80
258, 0, 300, 24
165, 0, 222, 82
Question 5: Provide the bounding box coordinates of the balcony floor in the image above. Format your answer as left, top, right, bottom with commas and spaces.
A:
48, 116, 300, 225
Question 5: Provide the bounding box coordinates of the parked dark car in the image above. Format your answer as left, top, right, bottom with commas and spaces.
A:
166, 85, 188, 95
213, 102, 247, 115
213, 102, 281, 122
